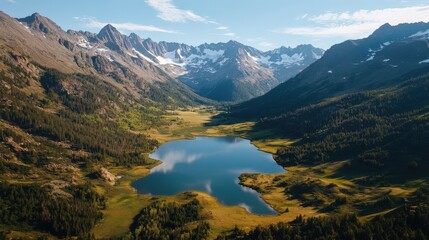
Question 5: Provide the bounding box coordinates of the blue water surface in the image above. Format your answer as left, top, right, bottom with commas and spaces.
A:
132, 136, 285, 215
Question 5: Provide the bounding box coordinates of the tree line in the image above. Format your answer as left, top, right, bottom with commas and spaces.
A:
130, 198, 210, 240
255, 74, 429, 183
217, 188, 429, 240
0, 182, 104, 238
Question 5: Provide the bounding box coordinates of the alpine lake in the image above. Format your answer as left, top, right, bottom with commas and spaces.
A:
132, 136, 285, 215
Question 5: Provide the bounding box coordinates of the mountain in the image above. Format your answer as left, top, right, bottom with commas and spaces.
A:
0, 12, 182, 238
230, 22, 429, 209
1, 10, 429, 239
127, 39, 324, 102
0, 11, 212, 107
177, 40, 278, 102
17, 12, 65, 38
4, 11, 325, 103
97, 24, 133, 51
263, 44, 325, 81
261, 72, 429, 170
230, 22, 429, 118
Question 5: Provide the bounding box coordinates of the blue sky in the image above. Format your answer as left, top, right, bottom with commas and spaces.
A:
1, 0, 429, 50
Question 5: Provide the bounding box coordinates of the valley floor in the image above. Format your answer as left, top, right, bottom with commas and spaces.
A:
91, 108, 313, 239
90, 108, 422, 239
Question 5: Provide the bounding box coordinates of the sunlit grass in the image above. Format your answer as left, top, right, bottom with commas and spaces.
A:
91, 107, 424, 238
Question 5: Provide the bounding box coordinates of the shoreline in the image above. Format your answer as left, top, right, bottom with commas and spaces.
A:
131, 134, 287, 213
92, 108, 311, 238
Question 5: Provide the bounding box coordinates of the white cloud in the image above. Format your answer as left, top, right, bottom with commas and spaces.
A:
7, 0, 16, 3
145, 0, 235, 38
74, 17, 176, 33
309, 6, 429, 23
278, 5, 429, 38
217, 26, 239, 38
222, 32, 236, 37
279, 23, 379, 38
219, 32, 239, 39
216, 26, 229, 30
146, 0, 208, 23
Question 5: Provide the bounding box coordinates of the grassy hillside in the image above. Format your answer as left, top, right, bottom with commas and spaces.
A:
217, 188, 429, 240
0, 48, 210, 238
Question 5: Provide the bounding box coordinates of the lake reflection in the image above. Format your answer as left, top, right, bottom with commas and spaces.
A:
132, 136, 285, 215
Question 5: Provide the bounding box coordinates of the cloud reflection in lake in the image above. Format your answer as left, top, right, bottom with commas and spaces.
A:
133, 136, 284, 215
150, 150, 202, 173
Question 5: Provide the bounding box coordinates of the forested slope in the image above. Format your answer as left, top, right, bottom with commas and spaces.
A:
254, 73, 429, 184
0, 47, 180, 237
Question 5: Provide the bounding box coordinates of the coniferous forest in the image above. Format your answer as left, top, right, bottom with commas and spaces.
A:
257, 73, 429, 182
0, 52, 163, 238
130, 199, 210, 240
1, 7, 429, 240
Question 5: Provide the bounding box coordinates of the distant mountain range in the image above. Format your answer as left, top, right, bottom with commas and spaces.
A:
131, 39, 323, 102
1, 12, 323, 103
4, 11, 428, 110
2, 9, 429, 239
231, 22, 429, 117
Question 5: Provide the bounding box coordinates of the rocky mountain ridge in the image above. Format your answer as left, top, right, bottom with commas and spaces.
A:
231, 21, 429, 117
5, 12, 323, 102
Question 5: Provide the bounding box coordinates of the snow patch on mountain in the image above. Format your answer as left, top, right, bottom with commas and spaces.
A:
19, 22, 34, 35
77, 37, 93, 49
107, 56, 115, 62
132, 48, 155, 63
419, 58, 429, 64
126, 52, 138, 59
96, 48, 109, 54
201, 49, 225, 62
156, 54, 184, 66
164, 50, 182, 64
277, 53, 304, 65
312, 51, 323, 59
410, 29, 429, 39
249, 52, 306, 68
367, 44, 385, 61
256, 56, 271, 66
145, 48, 225, 70
184, 55, 206, 67
218, 58, 229, 66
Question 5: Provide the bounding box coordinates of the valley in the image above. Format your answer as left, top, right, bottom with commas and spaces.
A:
89, 108, 319, 239
90, 107, 424, 239
0, 8, 428, 240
